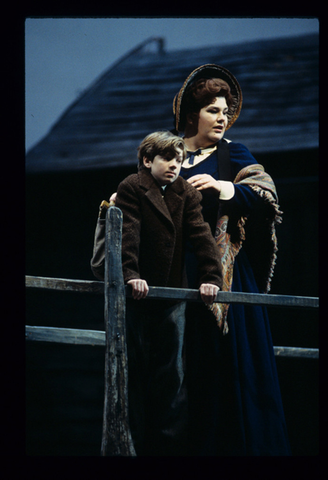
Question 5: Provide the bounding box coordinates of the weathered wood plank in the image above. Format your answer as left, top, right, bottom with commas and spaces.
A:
25, 325, 319, 359
273, 346, 319, 360
25, 325, 105, 346
101, 207, 136, 457
142, 286, 319, 309
25, 275, 319, 309
25, 275, 104, 294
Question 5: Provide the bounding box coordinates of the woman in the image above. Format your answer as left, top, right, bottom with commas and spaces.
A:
173, 64, 291, 455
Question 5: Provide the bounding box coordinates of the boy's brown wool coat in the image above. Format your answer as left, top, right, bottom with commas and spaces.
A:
91, 168, 223, 290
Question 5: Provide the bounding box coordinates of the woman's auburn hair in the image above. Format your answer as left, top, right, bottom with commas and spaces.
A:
137, 131, 187, 170
180, 77, 234, 129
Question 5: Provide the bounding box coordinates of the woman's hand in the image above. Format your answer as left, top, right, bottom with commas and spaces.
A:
199, 283, 220, 305
187, 174, 221, 194
127, 279, 149, 300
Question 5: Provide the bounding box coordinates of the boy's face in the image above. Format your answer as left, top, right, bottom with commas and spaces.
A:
143, 148, 183, 186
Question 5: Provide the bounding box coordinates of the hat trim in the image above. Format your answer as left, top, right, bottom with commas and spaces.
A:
174, 64, 242, 132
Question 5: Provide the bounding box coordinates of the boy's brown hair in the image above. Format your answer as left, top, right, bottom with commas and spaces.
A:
137, 131, 187, 170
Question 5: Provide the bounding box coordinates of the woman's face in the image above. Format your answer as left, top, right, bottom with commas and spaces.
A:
193, 96, 229, 146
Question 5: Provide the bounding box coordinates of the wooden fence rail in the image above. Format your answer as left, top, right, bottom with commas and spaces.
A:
25, 325, 319, 360
25, 275, 319, 309
25, 206, 319, 456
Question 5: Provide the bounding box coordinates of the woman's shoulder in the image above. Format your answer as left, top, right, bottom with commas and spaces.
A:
224, 139, 258, 166
224, 139, 254, 155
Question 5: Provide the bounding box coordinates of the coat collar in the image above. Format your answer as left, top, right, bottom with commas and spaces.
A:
138, 168, 185, 193
138, 169, 185, 225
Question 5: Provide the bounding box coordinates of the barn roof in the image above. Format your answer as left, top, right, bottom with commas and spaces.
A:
26, 33, 318, 173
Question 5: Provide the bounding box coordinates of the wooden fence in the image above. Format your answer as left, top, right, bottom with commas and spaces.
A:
25, 206, 319, 456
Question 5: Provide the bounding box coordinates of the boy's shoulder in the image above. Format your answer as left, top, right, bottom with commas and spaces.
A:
173, 175, 202, 200
117, 173, 140, 192
119, 172, 139, 185
118, 171, 201, 201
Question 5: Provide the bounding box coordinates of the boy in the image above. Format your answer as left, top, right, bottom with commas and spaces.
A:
91, 131, 222, 455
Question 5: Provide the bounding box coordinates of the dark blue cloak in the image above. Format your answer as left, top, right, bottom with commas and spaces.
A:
180, 141, 291, 456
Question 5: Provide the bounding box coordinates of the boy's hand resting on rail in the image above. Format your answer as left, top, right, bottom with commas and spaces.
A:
127, 279, 149, 300
199, 283, 220, 305
127, 279, 219, 304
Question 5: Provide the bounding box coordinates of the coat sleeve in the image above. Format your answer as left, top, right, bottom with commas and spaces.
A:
226, 142, 266, 216
115, 179, 142, 283
225, 184, 264, 217
184, 187, 223, 289
90, 218, 106, 280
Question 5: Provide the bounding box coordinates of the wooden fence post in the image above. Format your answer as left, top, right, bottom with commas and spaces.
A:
100, 206, 136, 456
